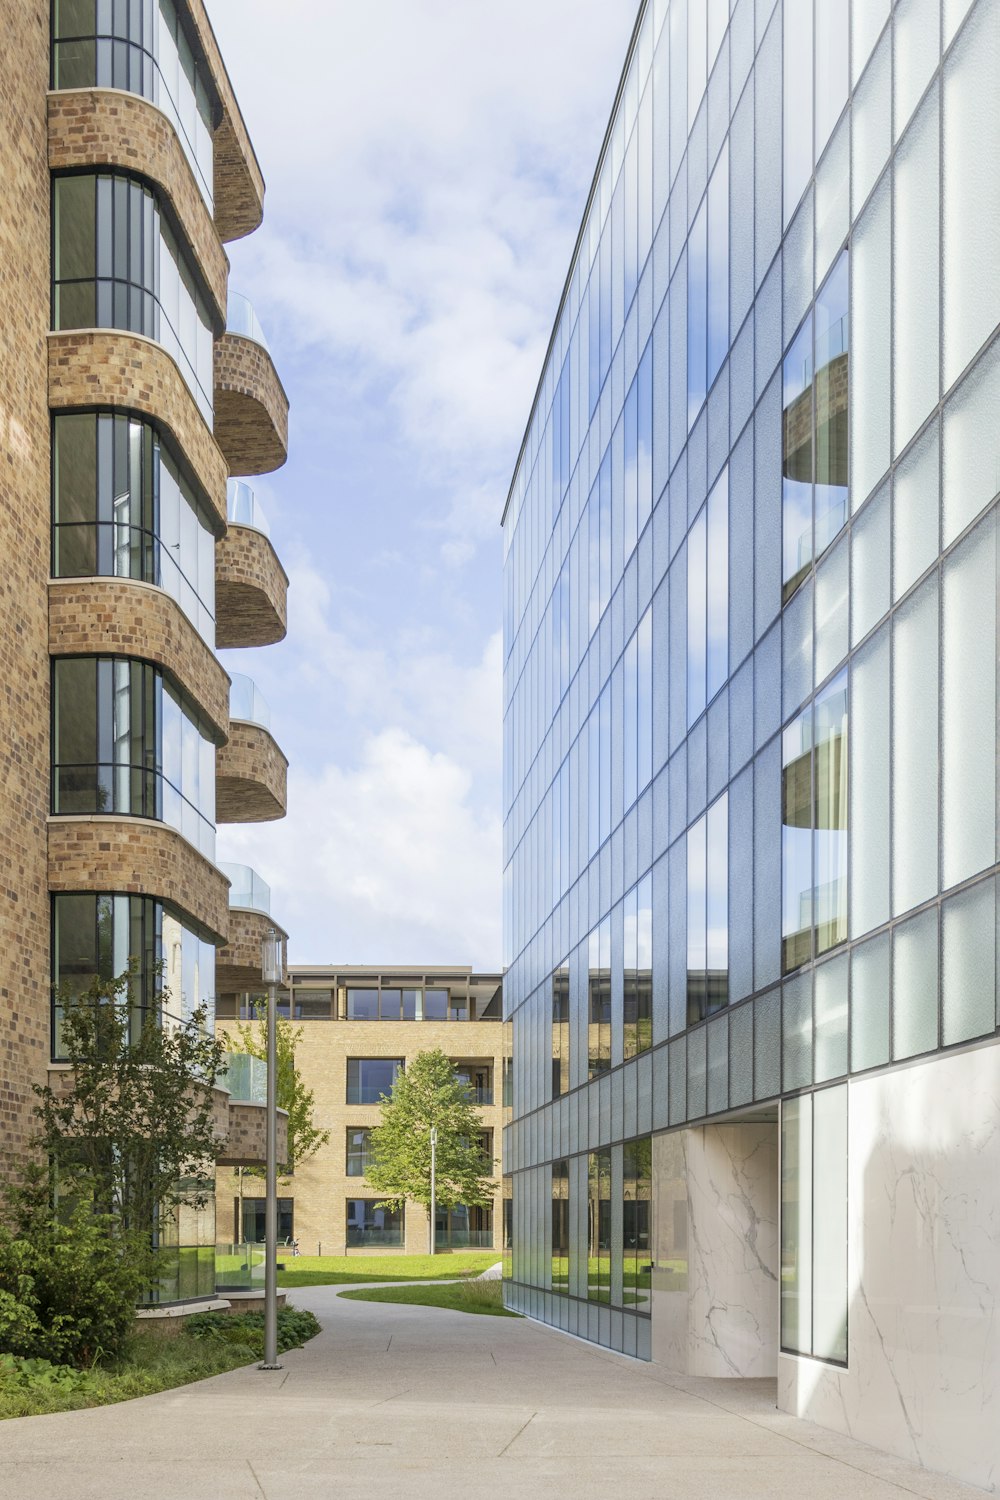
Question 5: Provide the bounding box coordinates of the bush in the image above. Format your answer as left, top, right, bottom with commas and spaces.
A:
0, 1171, 146, 1369
185, 1305, 320, 1355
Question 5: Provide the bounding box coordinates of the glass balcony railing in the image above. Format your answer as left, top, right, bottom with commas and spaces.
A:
435, 1228, 495, 1249
215, 1243, 265, 1292
220, 1051, 268, 1104
229, 672, 271, 730
220, 861, 271, 913
227, 291, 270, 352
226, 479, 271, 539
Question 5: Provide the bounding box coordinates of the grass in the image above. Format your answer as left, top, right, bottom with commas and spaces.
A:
276, 1251, 500, 1287
338, 1277, 518, 1318
0, 1305, 320, 1420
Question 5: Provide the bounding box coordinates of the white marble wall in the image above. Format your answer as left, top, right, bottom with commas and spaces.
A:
651, 1122, 779, 1377
778, 1041, 1000, 1494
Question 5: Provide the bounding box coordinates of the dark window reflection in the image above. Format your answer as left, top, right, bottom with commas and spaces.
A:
588, 918, 611, 1077
782, 672, 849, 972
623, 1138, 652, 1314
587, 1149, 611, 1304
346, 1058, 402, 1105
551, 966, 569, 1098
552, 1158, 569, 1293
687, 794, 729, 1024
624, 875, 652, 1059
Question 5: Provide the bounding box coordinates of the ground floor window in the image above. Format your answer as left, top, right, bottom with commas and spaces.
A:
236, 1197, 294, 1245
435, 1203, 493, 1249
347, 1198, 403, 1247
780, 1085, 848, 1364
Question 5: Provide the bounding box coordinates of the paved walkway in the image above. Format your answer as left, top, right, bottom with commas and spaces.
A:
0, 1283, 985, 1500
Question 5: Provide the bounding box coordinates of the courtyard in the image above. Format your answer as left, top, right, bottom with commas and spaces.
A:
0, 1283, 983, 1500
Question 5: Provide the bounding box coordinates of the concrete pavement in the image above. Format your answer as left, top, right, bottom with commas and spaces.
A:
0, 1283, 986, 1500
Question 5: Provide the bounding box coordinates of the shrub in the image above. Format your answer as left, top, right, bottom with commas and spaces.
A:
185, 1305, 320, 1355
0, 1171, 146, 1368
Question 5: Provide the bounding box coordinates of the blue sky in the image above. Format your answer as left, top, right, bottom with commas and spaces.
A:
209, 0, 639, 967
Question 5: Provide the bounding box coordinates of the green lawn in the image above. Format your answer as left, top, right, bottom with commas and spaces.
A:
277, 1251, 500, 1287
338, 1278, 518, 1318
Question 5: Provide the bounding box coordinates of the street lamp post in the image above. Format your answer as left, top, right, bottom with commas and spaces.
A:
260, 928, 283, 1371
429, 1125, 438, 1257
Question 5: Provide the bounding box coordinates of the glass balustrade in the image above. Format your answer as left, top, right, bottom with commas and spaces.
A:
228, 672, 271, 730
220, 1051, 268, 1104
220, 861, 271, 913
227, 291, 270, 351
226, 479, 271, 538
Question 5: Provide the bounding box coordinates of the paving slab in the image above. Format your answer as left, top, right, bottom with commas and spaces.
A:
0, 1281, 986, 1500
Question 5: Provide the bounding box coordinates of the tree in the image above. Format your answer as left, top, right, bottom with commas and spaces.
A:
366, 1049, 495, 1252
34, 968, 227, 1245
229, 1003, 330, 1179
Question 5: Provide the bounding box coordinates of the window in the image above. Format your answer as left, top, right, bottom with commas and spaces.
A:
424, 988, 449, 1020
435, 1203, 493, 1249
453, 1066, 493, 1105
587, 1149, 611, 1303
293, 991, 333, 1021
782, 673, 848, 973
687, 145, 729, 428
53, 173, 215, 421
624, 606, 653, 809
346, 1058, 402, 1105
552, 1159, 569, 1293
587, 918, 611, 1078
52, 0, 215, 208
346, 1199, 402, 1247
781, 1087, 847, 1364
52, 891, 215, 1059
346, 988, 378, 1020
687, 469, 729, 726
623, 1138, 652, 1314
687, 794, 729, 1023
346, 1128, 372, 1178
782, 252, 850, 602
238, 1197, 293, 1246
52, 656, 216, 859
551, 965, 569, 1098
624, 875, 653, 1058
52, 412, 216, 644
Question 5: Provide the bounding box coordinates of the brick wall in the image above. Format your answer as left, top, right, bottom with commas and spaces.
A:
184, 0, 265, 244
0, 1, 56, 1168
47, 88, 229, 324
214, 333, 289, 477
49, 577, 231, 743
48, 815, 231, 943
48, 330, 228, 527
215, 523, 288, 649
216, 721, 288, 823
217, 910, 289, 992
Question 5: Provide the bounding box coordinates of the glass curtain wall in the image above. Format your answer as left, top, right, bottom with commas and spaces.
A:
53, 172, 215, 421
52, 412, 216, 642
51, 0, 216, 208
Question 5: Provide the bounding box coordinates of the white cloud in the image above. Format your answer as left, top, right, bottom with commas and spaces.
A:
218, 728, 502, 967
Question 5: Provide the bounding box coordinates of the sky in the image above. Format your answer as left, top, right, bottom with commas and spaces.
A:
208, 0, 639, 968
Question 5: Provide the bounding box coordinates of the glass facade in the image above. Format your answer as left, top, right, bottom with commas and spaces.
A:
53, 172, 216, 421
52, 412, 217, 643
51, 891, 216, 1059
52, 655, 216, 858
502, 0, 1000, 1361
51, 0, 216, 208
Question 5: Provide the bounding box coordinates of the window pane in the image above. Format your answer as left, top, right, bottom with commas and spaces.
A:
812, 1084, 848, 1363
942, 879, 996, 1047
892, 907, 939, 1061
782, 707, 814, 972
893, 86, 939, 457
814, 671, 848, 955
780, 1095, 813, 1353
892, 574, 938, 917
850, 177, 891, 508
850, 931, 890, 1072
893, 419, 939, 602
814, 952, 848, 1082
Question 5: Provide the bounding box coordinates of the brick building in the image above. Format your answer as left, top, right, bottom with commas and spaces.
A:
217, 967, 508, 1256
0, 0, 292, 1301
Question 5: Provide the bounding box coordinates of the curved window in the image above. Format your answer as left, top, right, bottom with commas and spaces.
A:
52, 656, 216, 859
53, 172, 215, 422
52, 891, 216, 1060
53, 412, 215, 642
52, 0, 215, 208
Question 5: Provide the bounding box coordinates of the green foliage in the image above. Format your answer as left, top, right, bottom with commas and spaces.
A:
185, 1305, 320, 1355
0, 1167, 147, 1368
338, 1279, 518, 1318
0, 1354, 90, 1394
35, 968, 227, 1238
366, 1050, 495, 1222
229, 1003, 330, 1176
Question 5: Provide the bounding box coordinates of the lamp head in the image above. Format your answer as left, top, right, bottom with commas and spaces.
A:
261, 927, 283, 986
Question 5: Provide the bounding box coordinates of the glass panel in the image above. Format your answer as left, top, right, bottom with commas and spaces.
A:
782, 315, 813, 601
942, 879, 996, 1047
780, 1095, 812, 1353
812, 1084, 848, 1363
814, 251, 849, 554
892, 574, 939, 917
851, 30, 891, 217
850, 480, 890, 646
587, 1149, 611, 1304
942, 338, 1000, 551
552, 966, 569, 1096
623, 1139, 652, 1313
552, 1159, 569, 1292
851, 931, 891, 1072
814, 672, 848, 956
893, 86, 939, 457
783, 0, 813, 223
892, 907, 939, 1061
893, 419, 939, 602
850, 177, 891, 509
588, 920, 611, 1077
814, 534, 848, 685
782, 707, 814, 973
814, 952, 848, 1083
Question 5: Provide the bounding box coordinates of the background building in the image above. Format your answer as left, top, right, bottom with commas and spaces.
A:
217, 966, 506, 1255
501, 0, 1000, 1491
0, 0, 291, 1301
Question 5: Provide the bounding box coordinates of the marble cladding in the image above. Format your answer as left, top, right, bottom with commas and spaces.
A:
651, 1121, 779, 1377
778, 1041, 1000, 1495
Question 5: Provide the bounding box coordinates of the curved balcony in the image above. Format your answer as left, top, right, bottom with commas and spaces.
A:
216, 676, 288, 823
48, 815, 230, 944
213, 294, 288, 477
214, 1052, 289, 1168
215, 481, 287, 649
46, 89, 228, 325
48, 577, 230, 745
48, 330, 228, 529
216, 863, 288, 991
